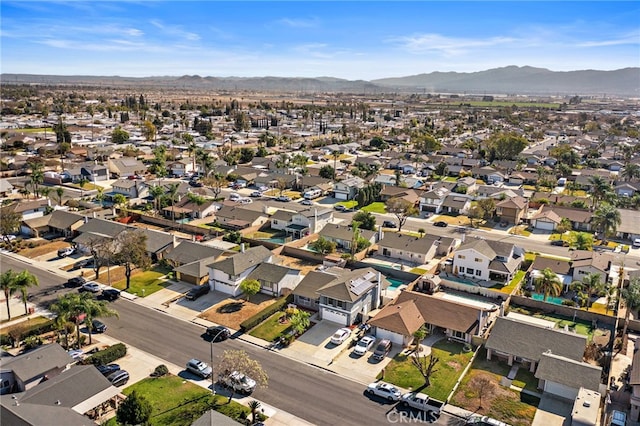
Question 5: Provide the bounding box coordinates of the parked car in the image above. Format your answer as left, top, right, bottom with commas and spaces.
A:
400, 391, 445, 414
550, 239, 569, 247
382, 220, 397, 228
330, 327, 352, 345
610, 410, 627, 426
300, 199, 313, 206
250, 191, 262, 197
58, 246, 76, 257
91, 319, 107, 333
101, 288, 121, 301
353, 335, 376, 356
80, 282, 101, 293
433, 221, 448, 227
229, 193, 241, 201
276, 195, 291, 202
186, 358, 212, 379
334, 204, 348, 212
206, 325, 231, 341
96, 363, 120, 377
185, 285, 210, 301
218, 370, 256, 395
372, 339, 392, 361
633, 238, 640, 248
466, 415, 510, 426
74, 258, 94, 269
366, 382, 402, 401
189, 179, 203, 187
107, 370, 130, 387
256, 185, 268, 192
238, 198, 252, 205
65, 276, 87, 288
67, 349, 85, 361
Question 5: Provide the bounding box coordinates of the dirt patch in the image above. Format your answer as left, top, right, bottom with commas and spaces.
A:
447, 360, 462, 370
18, 240, 70, 258
275, 255, 320, 275
93, 266, 127, 284
200, 293, 277, 329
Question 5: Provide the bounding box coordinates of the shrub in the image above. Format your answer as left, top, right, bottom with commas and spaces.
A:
562, 300, 577, 307
23, 335, 43, 350
84, 343, 127, 366
152, 364, 169, 377
240, 294, 293, 331
2, 319, 56, 346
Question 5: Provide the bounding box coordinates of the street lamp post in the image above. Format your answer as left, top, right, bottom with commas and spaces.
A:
209, 328, 227, 397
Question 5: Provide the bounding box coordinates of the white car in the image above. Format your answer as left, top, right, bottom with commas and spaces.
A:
353, 335, 376, 356
366, 382, 402, 401
80, 282, 101, 293
330, 327, 352, 345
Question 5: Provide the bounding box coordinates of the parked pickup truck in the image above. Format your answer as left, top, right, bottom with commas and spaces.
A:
400, 391, 445, 414
218, 370, 256, 395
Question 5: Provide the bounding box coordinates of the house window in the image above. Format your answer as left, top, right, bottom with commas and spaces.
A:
475, 258, 482, 262
458, 255, 466, 259
452, 330, 466, 340
476, 270, 482, 276
273, 220, 278, 225
466, 268, 474, 274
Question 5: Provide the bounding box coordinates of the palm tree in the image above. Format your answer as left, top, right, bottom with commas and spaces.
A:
149, 185, 166, 215
112, 194, 128, 217
84, 297, 118, 345
14, 271, 39, 315
331, 151, 340, 180
0, 270, 18, 320
588, 176, 611, 209
534, 268, 563, 302
591, 203, 621, 244
248, 400, 262, 425
572, 232, 593, 251
620, 277, 640, 353
29, 162, 44, 199
604, 284, 617, 315
95, 187, 105, 207
50, 293, 75, 348
54, 187, 65, 206
570, 273, 603, 311
622, 164, 640, 182
78, 177, 89, 198
167, 183, 180, 222
39, 187, 51, 201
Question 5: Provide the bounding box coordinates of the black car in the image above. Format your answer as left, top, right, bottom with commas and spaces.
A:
550, 240, 569, 247
185, 285, 210, 301
382, 220, 397, 228
107, 370, 130, 387
101, 288, 121, 301
206, 325, 231, 341
91, 319, 107, 333
433, 221, 448, 227
65, 276, 87, 288
96, 363, 120, 377
189, 179, 203, 187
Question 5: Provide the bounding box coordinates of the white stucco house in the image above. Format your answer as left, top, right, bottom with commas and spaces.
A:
208, 245, 272, 297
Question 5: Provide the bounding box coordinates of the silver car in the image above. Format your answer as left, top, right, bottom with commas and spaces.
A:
186, 358, 212, 379
353, 335, 376, 356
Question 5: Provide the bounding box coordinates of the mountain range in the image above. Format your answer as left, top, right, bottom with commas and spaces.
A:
2, 66, 638, 96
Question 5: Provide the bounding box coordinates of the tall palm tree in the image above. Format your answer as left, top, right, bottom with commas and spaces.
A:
95, 187, 105, 207
570, 273, 603, 311
0, 270, 18, 320
50, 293, 75, 348
534, 268, 563, 302
604, 283, 617, 315
588, 176, 611, 209
620, 278, 640, 352
331, 151, 340, 180
622, 164, 640, 182
167, 183, 180, 222
149, 185, 166, 215
54, 187, 65, 206
29, 162, 44, 199
39, 187, 51, 201
14, 271, 39, 315
84, 297, 118, 345
78, 177, 89, 198
592, 203, 621, 244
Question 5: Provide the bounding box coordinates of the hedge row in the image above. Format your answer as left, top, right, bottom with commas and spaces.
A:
1, 319, 56, 345
84, 343, 127, 366
239, 294, 293, 331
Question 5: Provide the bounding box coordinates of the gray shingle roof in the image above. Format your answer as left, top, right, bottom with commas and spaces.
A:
378, 233, 443, 253
535, 352, 601, 392
292, 270, 336, 300
140, 228, 176, 254
2, 344, 72, 383
47, 210, 85, 230
1, 400, 90, 426
165, 241, 225, 265
208, 245, 271, 276
75, 218, 130, 238
247, 262, 298, 283
174, 256, 220, 278
319, 224, 377, 242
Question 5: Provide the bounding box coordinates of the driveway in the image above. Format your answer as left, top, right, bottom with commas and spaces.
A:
283, 320, 351, 367
532, 394, 572, 426
330, 336, 402, 384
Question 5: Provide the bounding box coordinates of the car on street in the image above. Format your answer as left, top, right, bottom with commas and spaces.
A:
433, 221, 448, 227
206, 325, 231, 341
400, 391, 445, 414
58, 246, 76, 257
334, 204, 348, 212
229, 193, 241, 201
250, 191, 262, 197
276, 195, 291, 202
189, 179, 203, 187
96, 364, 120, 377
101, 288, 121, 301
300, 199, 313, 206
633, 238, 640, 248
186, 358, 212, 378
465, 415, 510, 426
74, 258, 94, 269
382, 220, 397, 228
218, 370, 256, 394
80, 282, 101, 293
256, 185, 268, 192
366, 382, 402, 401
91, 319, 107, 333
373, 339, 392, 361
330, 327, 352, 345
353, 335, 376, 356
550, 239, 569, 247
107, 370, 130, 387
65, 276, 87, 288
185, 285, 210, 301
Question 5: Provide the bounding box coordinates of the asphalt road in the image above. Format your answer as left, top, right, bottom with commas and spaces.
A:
0, 253, 70, 306
4, 256, 465, 426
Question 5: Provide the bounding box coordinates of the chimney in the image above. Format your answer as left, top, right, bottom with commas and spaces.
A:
93, 211, 97, 218
173, 233, 178, 248
84, 216, 89, 224
378, 227, 383, 241
240, 243, 245, 253
375, 271, 382, 309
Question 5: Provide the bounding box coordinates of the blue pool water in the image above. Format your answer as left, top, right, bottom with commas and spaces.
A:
258, 237, 286, 244
531, 293, 565, 305
443, 274, 477, 286
387, 278, 406, 289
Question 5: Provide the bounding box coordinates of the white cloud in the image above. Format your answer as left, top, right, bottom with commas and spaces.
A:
389, 33, 518, 56
149, 19, 200, 41
277, 17, 319, 29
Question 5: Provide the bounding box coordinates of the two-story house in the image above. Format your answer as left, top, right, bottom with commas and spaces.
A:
440, 194, 472, 215
452, 239, 523, 283
495, 196, 528, 224
292, 267, 385, 326
271, 207, 333, 239
378, 233, 455, 265
570, 250, 612, 282
110, 179, 149, 199
208, 245, 272, 296
418, 187, 450, 215
169, 158, 197, 177
246, 262, 303, 297
333, 176, 365, 201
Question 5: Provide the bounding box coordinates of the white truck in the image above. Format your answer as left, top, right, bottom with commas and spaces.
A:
218, 370, 256, 395
400, 391, 445, 414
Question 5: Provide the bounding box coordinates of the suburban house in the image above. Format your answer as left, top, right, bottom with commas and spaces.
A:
495, 196, 528, 224
173, 196, 218, 219
81, 163, 109, 182
455, 176, 477, 194
214, 205, 269, 229
377, 233, 455, 265
245, 262, 303, 297
317, 223, 378, 251
614, 182, 640, 198
297, 175, 334, 194
628, 347, 640, 422
0, 343, 73, 394
169, 158, 197, 177
379, 187, 420, 204
11, 200, 49, 221
21, 210, 85, 238
292, 267, 386, 326
531, 206, 593, 232
271, 207, 333, 239
528, 256, 573, 292
368, 290, 498, 346
175, 256, 221, 285
418, 187, 450, 214
485, 315, 601, 400
452, 239, 523, 283
107, 158, 146, 178
570, 250, 612, 282
110, 179, 149, 199
440, 194, 472, 215
615, 208, 640, 243
333, 176, 365, 200
72, 218, 130, 254
208, 245, 272, 296
0, 178, 15, 197
139, 228, 177, 262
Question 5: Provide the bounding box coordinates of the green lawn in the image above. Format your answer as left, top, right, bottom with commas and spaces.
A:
361, 202, 386, 214
105, 375, 263, 426
112, 269, 169, 297
495, 270, 525, 294
383, 340, 473, 401
249, 312, 291, 342
511, 307, 593, 337
15, 127, 54, 133
513, 368, 538, 393
335, 200, 358, 209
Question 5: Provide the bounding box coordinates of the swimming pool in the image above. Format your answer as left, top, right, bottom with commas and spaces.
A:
387, 278, 406, 289
442, 274, 477, 286
531, 293, 565, 305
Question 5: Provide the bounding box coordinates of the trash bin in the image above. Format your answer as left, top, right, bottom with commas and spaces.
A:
28, 307, 35, 314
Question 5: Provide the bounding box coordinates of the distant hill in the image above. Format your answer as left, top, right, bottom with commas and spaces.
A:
2, 66, 638, 95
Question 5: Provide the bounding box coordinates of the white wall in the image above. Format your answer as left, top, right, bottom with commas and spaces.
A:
452, 249, 491, 281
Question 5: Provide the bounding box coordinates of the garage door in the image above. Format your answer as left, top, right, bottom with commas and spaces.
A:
322, 308, 348, 325
334, 192, 348, 200
375, 328, 404, 345
544, 381, 578, 400
535, 220, 556, 231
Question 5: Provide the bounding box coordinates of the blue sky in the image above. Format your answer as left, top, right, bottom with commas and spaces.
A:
2, 1, 638, 80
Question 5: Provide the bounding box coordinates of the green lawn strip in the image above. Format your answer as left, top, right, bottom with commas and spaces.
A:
335, 200, 358, 209
513, 368, 538, 393
410, 267, 428, 275
495, 270, 525, 294
112, 270, 169, 297
361, 202, 386, 214
249, 312, 291, 342
512, 308, 593, 337
384, 340, 473, 401
16, 127, 54, 133
104, 375, 262, 426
